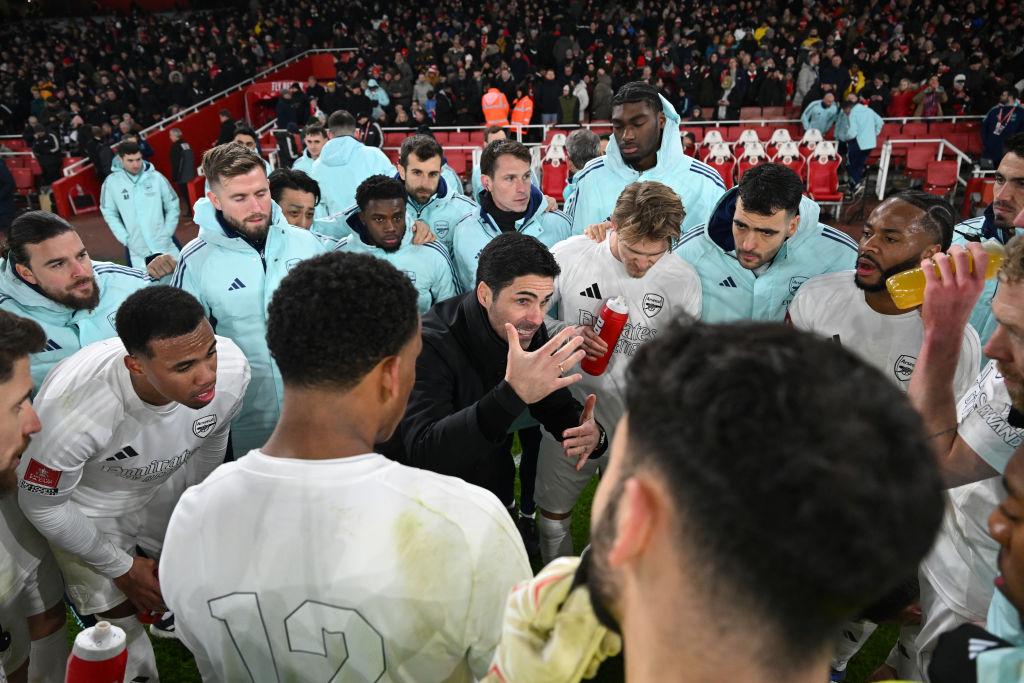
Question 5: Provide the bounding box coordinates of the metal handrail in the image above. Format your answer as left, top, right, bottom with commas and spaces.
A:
874, 138, 974, 200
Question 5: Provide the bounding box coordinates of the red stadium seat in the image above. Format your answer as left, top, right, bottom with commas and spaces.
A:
448, 131, 470, 147
468, 130, 486, 146
27, 158, 42, 176
775, 152, 806, 181
740, 107, 763, 120
384, 132, 407, 148
904, 144, 939, 181
446, 149, 468, 175
956, 120, 981, 134
736, 143, 769, 181
923, 160, 959, 198
807, 153, 843, 202
901, 122, 928, 138
961, 176, 996, 217
705, 143, 736, 189
433, 131, 450, 145
12, 167, 34, 207
929, 122, 956, 138
762, 107, 786, 120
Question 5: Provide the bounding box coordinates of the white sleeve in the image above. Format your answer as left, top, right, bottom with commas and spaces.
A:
18, 471, 133, 578
957, 364, 1024, 473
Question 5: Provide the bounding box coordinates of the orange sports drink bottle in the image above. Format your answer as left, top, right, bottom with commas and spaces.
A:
886, 241, 1005, 310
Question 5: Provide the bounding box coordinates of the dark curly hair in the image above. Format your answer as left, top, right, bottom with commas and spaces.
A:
267, 252, 419, 389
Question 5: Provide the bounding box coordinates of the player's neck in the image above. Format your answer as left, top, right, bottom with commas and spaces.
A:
263, 389, 382, 460
128, 374, 172, 407
863, 288, 910, 316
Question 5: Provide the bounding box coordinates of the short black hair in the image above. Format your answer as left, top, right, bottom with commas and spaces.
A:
232, 123, 257, 141
116, 139, 140, 157
0, 310, 45, 383
622, 321, 943, 667
1003, 132, 1024, 161
266, 252, 418, 389
1, 211, 75, 266
480, 139, 532, 178
735, 163, 804, 218
399, 134, 443, 167
611, 81, 662, 113
476, 232, 560, 293
888, 189, 955, 251
355, 175, 406, 211
115, 286, 207, 358
328, 109, 357, 134
269, 168, 321, 206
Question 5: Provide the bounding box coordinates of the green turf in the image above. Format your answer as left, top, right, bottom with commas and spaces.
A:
62, 464, 896, 681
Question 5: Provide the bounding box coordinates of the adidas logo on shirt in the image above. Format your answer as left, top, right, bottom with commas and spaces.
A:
106, 445, 139, 462
579, 283, 603, 299
967, 637, 1001, 660
43, 339, 62, 351
718, 277, 737, 288
227, 278, 246, 291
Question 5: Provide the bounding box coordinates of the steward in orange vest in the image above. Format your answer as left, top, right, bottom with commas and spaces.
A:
481, 87, 510, 126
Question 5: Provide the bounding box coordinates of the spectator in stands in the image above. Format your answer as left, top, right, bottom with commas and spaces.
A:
216, 109, 235, 146
291, 124, 326, 175
275, 89, 298, 131
168, 128, 196, 203
482, 82, 511, 128
982, 87, 1024, 168
30, 125, 61, 187
836, 94, 885, 196
311, 110, 395, 217
888, 78, 918, 118
0, 162, 15, 237
557, 85, 580, 125
794, 52, 820, 108
863, 74, 892, 117
563, 128, 601, 201
268, 168, 320, 231
366, 79, 390, 120
99, 140, 180, 281
358, 112, 384, 149
801, 92, 839, 135
538, 70, 561, 125
914, 76, 949, 118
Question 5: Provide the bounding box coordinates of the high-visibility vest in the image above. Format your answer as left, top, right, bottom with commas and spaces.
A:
510, 95, 534, 133
482, 88, 510, 126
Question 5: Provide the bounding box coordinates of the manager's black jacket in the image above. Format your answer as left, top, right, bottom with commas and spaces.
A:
383, 291, 606, 499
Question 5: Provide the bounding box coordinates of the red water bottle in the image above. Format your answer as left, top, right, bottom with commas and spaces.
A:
66, 621, 128, 683
581, 296, 629, 376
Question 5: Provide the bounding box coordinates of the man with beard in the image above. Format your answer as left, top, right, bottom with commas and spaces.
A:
17, 286, 249, 683
953, 134, 1024, 362
0, 211, 151, 387
173, 144, 333, 458
335, 175, 457, 314
484, 321, 945, 683
0, 311, 68, 683
397, 135, 479, 254
788, 191, 982, 680
800, 91, 839, 135
674, 163, 857, 323
565, 81, 726, 236
534, 181, 702, 563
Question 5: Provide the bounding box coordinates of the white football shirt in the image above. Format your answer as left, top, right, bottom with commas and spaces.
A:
161, 451, 531, 682
788, 270, 980, 395
549, 235, 702, 428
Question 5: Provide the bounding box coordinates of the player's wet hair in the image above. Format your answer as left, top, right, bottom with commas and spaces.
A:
888, 190, 955, 251
356, 175, 406, 211
0, 310, 45, 382
116, 286, 207, 358
999, 234, 1024, 285
1, 211, 76, 266
269, 168, 321, 206
476, 232, 560, 293
267, 252, 418, 390
565, 128, 601, 170
480, 139, 531, 178
399, 134, 444, 167
735, 163, 803, 218
617, 321, 943, 668
611, 80, 662, 114
611, 181, 684, 246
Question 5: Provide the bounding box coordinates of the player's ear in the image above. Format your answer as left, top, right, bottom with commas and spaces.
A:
476, 280, 493, 308
605, 476, 660, 569
379, 354, 402, 403
14, 262, 37, 285
921, 244, 941, 261
123, 354, 145, 378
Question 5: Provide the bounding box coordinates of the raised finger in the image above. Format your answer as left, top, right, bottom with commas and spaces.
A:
932, 252, 954, 285
552, 338, 586, 365
962, 241, 988, 283
540, 325, 578, 354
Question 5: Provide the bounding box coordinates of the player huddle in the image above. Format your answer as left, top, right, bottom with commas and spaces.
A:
0, 79, 1023, 683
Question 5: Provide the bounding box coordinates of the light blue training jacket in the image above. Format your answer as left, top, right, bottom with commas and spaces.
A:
564, 94, 726, 235
99, 160, 180, 268
674, 188, 858, 322
311, 135, 396, 217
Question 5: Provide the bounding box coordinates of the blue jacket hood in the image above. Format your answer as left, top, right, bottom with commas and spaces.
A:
703, 187, 824, 252
479, 185, 546, 228
318, 136, 363, 168
603, 94, 684, 177
191, 197, 291, 249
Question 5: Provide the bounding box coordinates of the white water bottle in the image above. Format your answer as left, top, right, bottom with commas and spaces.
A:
66, 621, 128, 683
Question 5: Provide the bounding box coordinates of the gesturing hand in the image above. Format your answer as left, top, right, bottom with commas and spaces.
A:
146, 253, 177, 279
561, 393, 599, 471
411, 219, 437, 245
504, 324, 586, 405
584, 221, 611, 243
